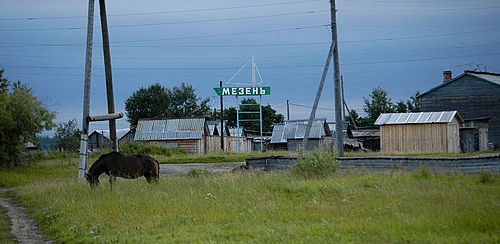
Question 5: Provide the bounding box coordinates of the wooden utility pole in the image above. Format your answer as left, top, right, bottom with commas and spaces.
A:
287, 99, 290, 120
220, 81, 224, 151
78, 0, 95, 182
301, 0, 344, 157
331, 0, 344, 157
99, 0, 117, 151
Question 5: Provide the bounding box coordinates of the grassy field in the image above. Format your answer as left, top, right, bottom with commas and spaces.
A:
1, 157, 499, 243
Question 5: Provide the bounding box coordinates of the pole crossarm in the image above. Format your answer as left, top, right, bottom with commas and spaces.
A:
88, 112, 123, 122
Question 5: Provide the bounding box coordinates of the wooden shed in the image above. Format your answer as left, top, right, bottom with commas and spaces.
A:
375, 111, 463, 154
134, 118, 209, 154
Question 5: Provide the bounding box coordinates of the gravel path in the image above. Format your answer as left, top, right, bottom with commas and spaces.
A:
0, 188, 52, 244
159, 162, 246, 176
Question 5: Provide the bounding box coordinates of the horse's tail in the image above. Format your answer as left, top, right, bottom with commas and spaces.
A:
154, 159, 160, 177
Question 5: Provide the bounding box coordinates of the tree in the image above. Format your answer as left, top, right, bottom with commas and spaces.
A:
0, 69, 55, 168
345, 110, 363, 128
125, 82, 211, 130
406, 91, 421, 112
363, 86, 396, 126
53, 119, 81, 152
224, 98, 284, 132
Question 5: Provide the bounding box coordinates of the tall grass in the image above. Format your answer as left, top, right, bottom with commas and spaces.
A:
9, 169, 500, 243
292, 149, 339, 178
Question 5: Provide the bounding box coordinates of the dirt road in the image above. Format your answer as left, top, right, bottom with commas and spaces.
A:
159, 162, 246, 176
0, 188, 52, 244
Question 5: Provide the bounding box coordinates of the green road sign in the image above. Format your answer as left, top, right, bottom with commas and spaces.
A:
213, 87, 271, 96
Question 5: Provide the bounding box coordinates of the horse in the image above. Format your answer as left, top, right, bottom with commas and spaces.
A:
85, 151, 160, 186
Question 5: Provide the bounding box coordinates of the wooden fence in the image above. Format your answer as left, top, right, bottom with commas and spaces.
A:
203, 136, 252, 154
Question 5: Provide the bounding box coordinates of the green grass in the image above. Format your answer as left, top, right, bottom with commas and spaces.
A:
156, 151, 296, 164
0, 159, 497, 243
1, 155, 499, 243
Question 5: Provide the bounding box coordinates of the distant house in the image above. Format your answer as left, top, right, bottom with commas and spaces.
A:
327, 121, 352, 139
228, 127, 246, 138
351, 129, 380, 151
118, 130, 135, 144
206, 120, 229, 136
271, 119, 332, 152
88, 129, 131, 151
24, 142, 39, 151
375, 111, 463, 154
418, 70, 500, 150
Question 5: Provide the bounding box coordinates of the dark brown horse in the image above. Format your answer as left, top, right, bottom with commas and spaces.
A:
85, 151, 159, 186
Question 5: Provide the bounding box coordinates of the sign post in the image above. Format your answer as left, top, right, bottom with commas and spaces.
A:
214, 86, 271, 153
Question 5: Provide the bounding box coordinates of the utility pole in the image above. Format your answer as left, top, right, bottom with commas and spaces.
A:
287, 99, 290, 120
78, 0, 95, 182
331, 0, 344, 157
301, 0, 344, 157
341, 75, 345, 121
99, 0, 117, 152
220, 81, 224, 151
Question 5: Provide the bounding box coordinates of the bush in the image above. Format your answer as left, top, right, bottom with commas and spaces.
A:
119, 142, 187, 156
292, 149, 339, 178
479, 171, 495, 184
186, 168, 212, 178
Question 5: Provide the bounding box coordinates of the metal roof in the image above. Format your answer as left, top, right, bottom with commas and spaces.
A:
375, 111, 463, 125
228, 127, 245, 137
270, 119, 328, 143
92, 129, 130, 140
134, 118, 206, 141
327, 121, 350, 138
469, 72, 500, 86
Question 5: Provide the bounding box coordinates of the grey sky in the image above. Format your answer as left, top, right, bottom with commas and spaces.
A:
1, 0, 499, 134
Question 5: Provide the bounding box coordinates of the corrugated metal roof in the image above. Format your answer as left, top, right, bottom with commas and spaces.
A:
374, 111, 463, 125
270, 119, 327, 143
134, 118, 206, 141
327, 121, 349, 138
94, 129, 130, 140
469, 73, 500, 86
228, 127, 245, 137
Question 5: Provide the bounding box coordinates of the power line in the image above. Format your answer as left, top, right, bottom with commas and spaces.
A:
0, 0, 323, 21
0, 10, 327, 32
3, 52, 498, 71
1, 28, 497, 47
289, 103, 335, 111
1, 42, 498, 59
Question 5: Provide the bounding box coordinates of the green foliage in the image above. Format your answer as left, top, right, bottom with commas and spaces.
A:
186, 168, 212, 178
125, 83, 211, 131
292, 149, 339, 178
223, 98, 284, 132
346, 88, 421, 128
0, 69, 55, 168
480, 171, 495, 184
119, 142, 188, 156
363, 86, 396, 126
52, 119, 81, 152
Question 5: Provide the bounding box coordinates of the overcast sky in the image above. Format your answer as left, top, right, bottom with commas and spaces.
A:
1, 0, 499, 135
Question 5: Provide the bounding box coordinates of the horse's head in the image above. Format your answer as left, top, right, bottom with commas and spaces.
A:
85, 173, 100, 186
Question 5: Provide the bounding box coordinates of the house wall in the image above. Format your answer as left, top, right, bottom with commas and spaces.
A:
203, 136, 252, 153
148, 139, 201, 154
88, 133, 110, 151
420, 75, 500, 149
380, 123, 453, 154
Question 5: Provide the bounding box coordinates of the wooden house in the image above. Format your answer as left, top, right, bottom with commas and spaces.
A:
418, 70, 500, 149
375, 111, 463, 154
89, 129, 131, 151
270, 119, 332, 152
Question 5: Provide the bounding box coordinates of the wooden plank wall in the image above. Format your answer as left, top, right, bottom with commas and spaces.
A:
203, 136, 252, 154
380, 124, 451, 154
